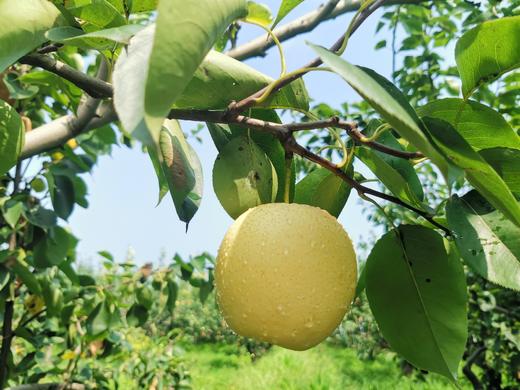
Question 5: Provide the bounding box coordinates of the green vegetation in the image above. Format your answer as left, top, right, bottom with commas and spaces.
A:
183, 343, 461, 390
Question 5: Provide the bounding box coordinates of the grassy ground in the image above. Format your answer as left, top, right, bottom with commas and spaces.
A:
182, 343, 463, 389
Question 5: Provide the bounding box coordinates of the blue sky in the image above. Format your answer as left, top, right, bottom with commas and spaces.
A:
66, 2, 452, 266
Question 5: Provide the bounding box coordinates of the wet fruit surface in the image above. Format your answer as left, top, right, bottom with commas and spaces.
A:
215, 203, 357, 351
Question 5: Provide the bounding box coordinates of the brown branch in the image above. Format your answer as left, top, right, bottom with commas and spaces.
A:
284, 137, 450, 235
18, 54, 113, 99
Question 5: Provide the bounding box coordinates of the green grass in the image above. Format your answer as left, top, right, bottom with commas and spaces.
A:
182, 343, 462, 390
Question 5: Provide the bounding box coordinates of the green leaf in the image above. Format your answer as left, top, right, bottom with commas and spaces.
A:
97, 250, 114, 262
144, 0, 248, 133
309, 44, 449, 177
173, 50, 309, 111
33, 226, 71, 268
455, 16, 520, 98
130, 0, 157, 13
229, 109, 293, 202
294, 167, 352, 218
366, 225, 467, 381
0, 100, 24, 176
87, 301, 114, 337
135, 285, 153, 309
446, 191, 520, 291
213, 136, 278, 219
355, 262, 367, 298
0, 0, 64, 72
45, 172, 75, 220
3, 73, 39, 100
40, 275, 63, 317
78, 274, 96, 286
64, 0, 126, 28
165, 279, 178, 314
479, 147, 520, 196
245, 1, 272, 26
356, 147, 426, 211
206, 123, 232, 152
423, 117, 520, 227
126, 304, 148, 327
113, 25, 157, 146
147, 146, 169, 206
23, 206, 57, 229
2, 201, 23, 228
46, 24, 144, 50
11, 254, 41, 295
159, 120, 203, 225
0, 265, 10, 291
272, 0, 304, 28
417, 99, 520, 151
365, 120, 424, 201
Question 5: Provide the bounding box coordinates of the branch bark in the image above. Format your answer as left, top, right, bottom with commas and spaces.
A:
19, 54, 113, 99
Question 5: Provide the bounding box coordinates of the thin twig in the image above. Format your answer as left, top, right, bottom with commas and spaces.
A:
285, 137, 450, 234
231, 0, 389, 113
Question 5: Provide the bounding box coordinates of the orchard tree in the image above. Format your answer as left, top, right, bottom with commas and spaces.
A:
0, 0, 519, 389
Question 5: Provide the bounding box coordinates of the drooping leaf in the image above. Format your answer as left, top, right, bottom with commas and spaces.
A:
356, 147, 426, 211
144, 0, 248, 133
3, 73, 39, 100
206, 123, 233, 152
2, 201, 23, 228
173, 50, 309, 111
147, 146, 169, 205
114, 26, 308, 146
159, 120, 203, 225
423, 117, 520, 227
365, 120, 424, 201
0, 100, 24, 176
479, 147, 520, 196
455, 16, 520, 98
45, 172, 75, 220
165, 279, 178, 314
97, 251, 114, 262
126, 304, 148, 327
11, 254, 41, 295
213, 136, 278, 219
446, 191, 520, 291
0, 0, 64, 72
417, 98, 520, 151
45, 24, 144, 50
294, 167, 352, 218
245, 1, 272, 26
229, 109, 293, 202
64, 0, 126, 27
366, 225, 467, 381
40, 275, 63, 317
113, 24, 157, 146
309, 44, 448, 176
272, 0, 304, 28
23, 206, 57, 229
87, 301, 115, 337
33, 226, 71, 268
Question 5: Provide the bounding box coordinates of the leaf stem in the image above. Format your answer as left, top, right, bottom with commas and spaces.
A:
244, 20, 287, 77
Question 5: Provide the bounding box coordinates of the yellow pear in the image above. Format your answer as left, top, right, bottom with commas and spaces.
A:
215, 203, 357, 351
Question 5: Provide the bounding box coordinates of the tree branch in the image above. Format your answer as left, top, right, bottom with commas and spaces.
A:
227, 0, 346, 60
227, 0, 428, 61
19, 54, 113, 99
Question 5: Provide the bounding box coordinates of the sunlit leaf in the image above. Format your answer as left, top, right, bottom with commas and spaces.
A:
0, 100, 24, 176
0, 0, 64, 72
455, 16, 520, 97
